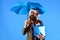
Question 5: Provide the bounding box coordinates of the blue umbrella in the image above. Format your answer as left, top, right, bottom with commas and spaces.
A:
11, 2, 46, 15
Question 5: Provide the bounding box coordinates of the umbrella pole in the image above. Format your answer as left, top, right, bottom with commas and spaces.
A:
27, 4, 30, 20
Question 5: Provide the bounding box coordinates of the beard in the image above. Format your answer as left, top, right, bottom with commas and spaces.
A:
29, 15, 37, 22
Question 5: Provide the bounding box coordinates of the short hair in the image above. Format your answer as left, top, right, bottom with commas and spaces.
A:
29, 9, 38, 15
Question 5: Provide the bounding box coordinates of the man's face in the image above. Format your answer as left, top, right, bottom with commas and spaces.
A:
34, 12, 39, 18
29, 15, 36, 22
29, 10, 39, 20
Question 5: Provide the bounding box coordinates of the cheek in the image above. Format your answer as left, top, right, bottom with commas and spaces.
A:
30, 13, 34, 15
34, 14, 38, 17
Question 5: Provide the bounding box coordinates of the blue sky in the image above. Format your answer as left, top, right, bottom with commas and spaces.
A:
0, 0, 60, 40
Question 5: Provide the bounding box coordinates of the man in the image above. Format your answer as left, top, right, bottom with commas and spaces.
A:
22, 9, 45, 40
30, 9, 45, 40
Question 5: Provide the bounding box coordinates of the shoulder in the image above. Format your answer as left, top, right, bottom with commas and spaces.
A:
37, 20, 44, 26
38, 20, 43, 23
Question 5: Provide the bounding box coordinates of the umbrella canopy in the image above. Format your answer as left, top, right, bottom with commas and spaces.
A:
11, 2, 46, 15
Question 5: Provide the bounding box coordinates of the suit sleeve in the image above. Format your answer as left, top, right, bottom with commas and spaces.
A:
22, 23, 31, 35
22, 27, 29, 35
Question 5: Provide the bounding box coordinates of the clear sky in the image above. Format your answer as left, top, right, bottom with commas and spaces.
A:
0, 0, 60, 40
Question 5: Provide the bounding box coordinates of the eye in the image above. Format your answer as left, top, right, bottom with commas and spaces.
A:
35, 13, 38, 16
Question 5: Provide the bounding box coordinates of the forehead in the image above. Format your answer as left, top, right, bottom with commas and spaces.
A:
29, 9, 39, 15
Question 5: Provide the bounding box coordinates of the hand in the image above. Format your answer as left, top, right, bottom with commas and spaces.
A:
37, 35, 45, 39
24, 19, 32, 28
